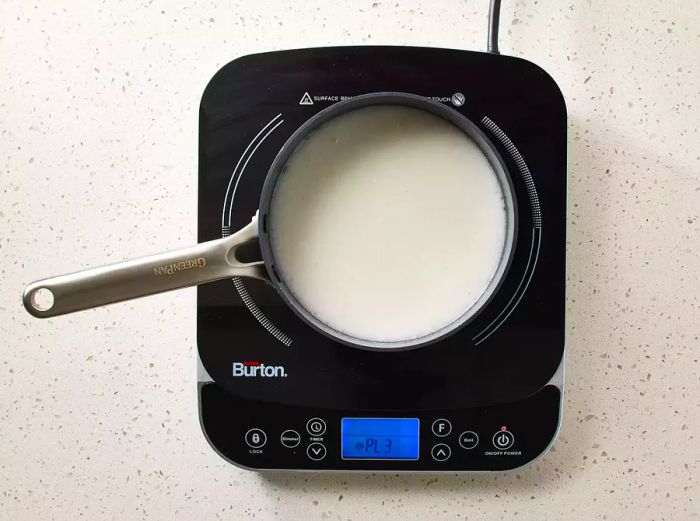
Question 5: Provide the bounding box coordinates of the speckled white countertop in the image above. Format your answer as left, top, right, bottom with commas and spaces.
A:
1, 1, 698, 519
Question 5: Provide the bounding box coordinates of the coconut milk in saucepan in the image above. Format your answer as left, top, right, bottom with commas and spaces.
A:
269, 105, 508, 345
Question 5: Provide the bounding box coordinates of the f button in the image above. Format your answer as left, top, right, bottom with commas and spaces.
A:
431, 419, 452, 437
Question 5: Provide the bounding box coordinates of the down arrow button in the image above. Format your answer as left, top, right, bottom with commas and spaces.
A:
307, 442, 327, 461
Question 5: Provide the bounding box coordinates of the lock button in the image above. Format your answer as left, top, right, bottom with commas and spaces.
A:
245, 428, 267, 448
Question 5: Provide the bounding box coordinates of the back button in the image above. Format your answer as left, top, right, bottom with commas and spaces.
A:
458, 431, 479, 450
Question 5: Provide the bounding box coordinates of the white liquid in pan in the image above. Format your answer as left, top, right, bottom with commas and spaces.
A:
269, 105, 509, 345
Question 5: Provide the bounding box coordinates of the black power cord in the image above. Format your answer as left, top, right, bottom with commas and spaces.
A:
487, 0, 502, 54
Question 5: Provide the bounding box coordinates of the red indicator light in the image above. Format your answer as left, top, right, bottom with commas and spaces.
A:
501, 426, 507, 431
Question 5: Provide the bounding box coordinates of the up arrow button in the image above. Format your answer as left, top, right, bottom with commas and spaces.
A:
431, 443, 451, 462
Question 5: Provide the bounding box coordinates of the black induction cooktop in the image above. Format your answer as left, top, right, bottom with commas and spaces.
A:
196, 46, 566, 472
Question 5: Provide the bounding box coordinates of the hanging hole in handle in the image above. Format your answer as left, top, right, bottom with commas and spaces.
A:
30, 287, 55, 311
227, 241, 262, 265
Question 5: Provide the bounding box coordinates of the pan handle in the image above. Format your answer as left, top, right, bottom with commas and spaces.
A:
23, 215, 267, 318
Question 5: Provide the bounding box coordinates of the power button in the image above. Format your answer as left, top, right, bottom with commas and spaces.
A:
492, 428, 514, 450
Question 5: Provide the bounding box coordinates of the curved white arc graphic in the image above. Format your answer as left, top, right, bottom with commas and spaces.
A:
481, 116, 541, 229
219, 115, 291, 346
475, 229, 542, 346
221, 113, 282, 227
233, 277, 292, 346
473, 232, 536, 341
472, 115, 543, 343
227, 118, 284, 226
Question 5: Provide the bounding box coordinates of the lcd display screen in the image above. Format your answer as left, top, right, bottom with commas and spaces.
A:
341, 418, 419, 460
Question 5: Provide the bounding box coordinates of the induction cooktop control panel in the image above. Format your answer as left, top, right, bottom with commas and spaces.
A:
199, 382, 561, 471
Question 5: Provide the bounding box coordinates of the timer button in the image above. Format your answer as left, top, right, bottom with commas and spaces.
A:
431, 443, 451, 461
492, 429, 515, 450
306, 418, 327, 436
245, 428, 267, 449
431, 419, 452, 437
458, 431, 479, 450
307, 442, 327, 461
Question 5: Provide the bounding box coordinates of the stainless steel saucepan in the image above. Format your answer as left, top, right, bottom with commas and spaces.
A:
23, 92, 517, 350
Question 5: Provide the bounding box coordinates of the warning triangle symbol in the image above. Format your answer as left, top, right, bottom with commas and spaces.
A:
299, 92, 314, 105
